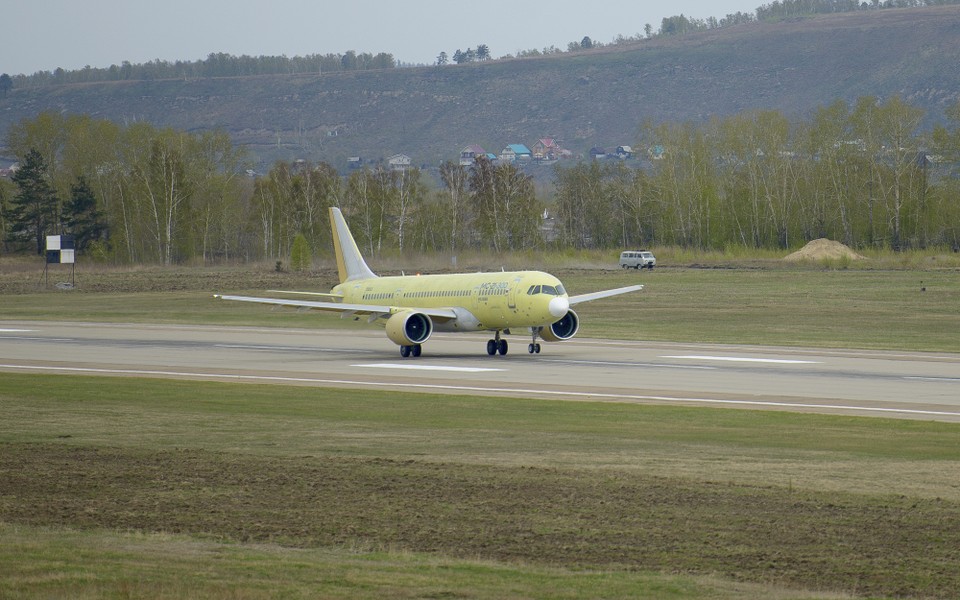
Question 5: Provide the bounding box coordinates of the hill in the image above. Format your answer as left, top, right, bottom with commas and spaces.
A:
2, 6, 959, 170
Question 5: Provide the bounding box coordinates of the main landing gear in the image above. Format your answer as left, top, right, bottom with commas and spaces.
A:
399, 344, 422, 358
486, 331, 508, 356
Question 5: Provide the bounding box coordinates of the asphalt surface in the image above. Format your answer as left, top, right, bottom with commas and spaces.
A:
2, 320, 959, 422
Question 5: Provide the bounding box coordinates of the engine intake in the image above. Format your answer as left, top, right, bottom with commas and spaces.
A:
539, 309, 580, 342
385, 311, 433, 346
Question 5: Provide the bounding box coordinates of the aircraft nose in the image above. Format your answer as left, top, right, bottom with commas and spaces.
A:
548, 296, 570, 318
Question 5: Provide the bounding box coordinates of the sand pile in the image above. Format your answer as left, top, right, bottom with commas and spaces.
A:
784, 238, 866, 261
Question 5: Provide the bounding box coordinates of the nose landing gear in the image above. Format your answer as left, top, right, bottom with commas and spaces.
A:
528, 328, 541, 354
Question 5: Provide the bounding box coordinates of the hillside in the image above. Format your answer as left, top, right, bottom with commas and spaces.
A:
2, 6, 959, 170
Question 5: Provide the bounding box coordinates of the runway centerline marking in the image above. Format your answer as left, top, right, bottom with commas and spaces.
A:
353, 363, 506, 373
0, 329, 36, 333
1, 363, 958, 420
663, 355, 821, 365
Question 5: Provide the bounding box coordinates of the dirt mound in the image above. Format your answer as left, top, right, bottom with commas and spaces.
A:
784, 238, 866, 261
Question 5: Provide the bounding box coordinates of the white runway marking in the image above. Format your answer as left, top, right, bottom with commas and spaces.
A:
0, 336, 74, 342
905, 376, 960, 383
2, 363, 959, 419
0, 329, 35, 333
216, 344, 372, 354
542, 358, 716, 370
664, 355, 821, 364
354, 363, 506, 373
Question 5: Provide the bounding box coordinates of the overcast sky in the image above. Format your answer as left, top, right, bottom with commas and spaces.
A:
2, 0, 760, 76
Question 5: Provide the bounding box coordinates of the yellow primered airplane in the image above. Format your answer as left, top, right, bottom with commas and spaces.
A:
216, 207, 643, 357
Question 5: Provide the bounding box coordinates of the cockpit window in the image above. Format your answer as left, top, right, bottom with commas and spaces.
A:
528, 284, 566, 296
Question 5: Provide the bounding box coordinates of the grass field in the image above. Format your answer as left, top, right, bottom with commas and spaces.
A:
2, 257, 959, 352
3, 374, 960, 599
2, 257, 960, 598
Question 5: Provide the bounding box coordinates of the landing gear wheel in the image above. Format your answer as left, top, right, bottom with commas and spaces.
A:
486, 340, 497, 356
528, 329, 542, 355
400, 345, 411, 358
497, 339, 508, 355
411, 344, 422, 357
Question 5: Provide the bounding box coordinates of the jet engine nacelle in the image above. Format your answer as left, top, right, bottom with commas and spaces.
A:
385, 311, 433, 346
539, 309, 580, 342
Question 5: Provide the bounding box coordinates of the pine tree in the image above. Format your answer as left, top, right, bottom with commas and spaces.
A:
290, 232, 312, 272
64, 175, 107, 252
0, 73, 12, 98
6, 149, 59, 255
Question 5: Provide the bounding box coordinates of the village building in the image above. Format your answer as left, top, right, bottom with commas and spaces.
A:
386, 153, 412, 171
499, 144, 532, 163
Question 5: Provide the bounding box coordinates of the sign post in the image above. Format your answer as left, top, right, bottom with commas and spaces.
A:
41, 234, 76, 288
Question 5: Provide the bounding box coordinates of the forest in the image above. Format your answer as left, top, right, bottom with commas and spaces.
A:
2, 96, 959, 266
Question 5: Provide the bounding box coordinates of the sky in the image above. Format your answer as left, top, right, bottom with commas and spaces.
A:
2, 0, 760, 76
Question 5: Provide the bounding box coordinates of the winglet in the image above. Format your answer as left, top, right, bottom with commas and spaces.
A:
329, 207, 377, 283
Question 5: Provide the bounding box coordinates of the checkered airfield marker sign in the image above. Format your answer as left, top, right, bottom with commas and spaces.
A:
42, 234, 76, 287
46, 234, 75, 264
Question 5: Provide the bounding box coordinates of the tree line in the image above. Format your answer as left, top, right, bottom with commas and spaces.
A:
755, 0, 960, 21
3, 97, 960, 266
6, 51, 396, 89
556, 98, 960, 251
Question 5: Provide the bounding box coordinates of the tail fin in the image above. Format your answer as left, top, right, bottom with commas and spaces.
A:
329, 207, 377, 283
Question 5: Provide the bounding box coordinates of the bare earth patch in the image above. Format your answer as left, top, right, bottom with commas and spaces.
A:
2, 442, 959, 599
783, 239, 866, 262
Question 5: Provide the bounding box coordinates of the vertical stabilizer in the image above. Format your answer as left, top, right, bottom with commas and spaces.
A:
329, 207, 378, 283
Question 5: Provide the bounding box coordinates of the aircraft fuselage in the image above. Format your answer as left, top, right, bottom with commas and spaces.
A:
332, 270, 568, 332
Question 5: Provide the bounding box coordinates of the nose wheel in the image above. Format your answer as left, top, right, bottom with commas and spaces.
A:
528, 328, 542, 354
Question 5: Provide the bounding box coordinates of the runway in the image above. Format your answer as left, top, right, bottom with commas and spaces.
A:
2, 320, 960, 422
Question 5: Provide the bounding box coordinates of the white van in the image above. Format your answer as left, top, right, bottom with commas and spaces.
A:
619, 250, 656, 269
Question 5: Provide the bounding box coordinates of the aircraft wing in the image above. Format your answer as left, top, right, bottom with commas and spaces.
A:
265, 290, 344, 299
568, 284, 643, 306
214, 294, 459, 320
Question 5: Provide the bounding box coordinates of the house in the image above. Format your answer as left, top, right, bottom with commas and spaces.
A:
347, 156, 363, 169
500, 144, 532, 163
532, 138, 562, 161
459, 145, 486, 166
387, 153, 412, 171
615, 145, 634, 159
589, 146, 607, 159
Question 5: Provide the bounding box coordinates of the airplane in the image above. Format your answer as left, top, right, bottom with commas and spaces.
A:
216, 207, 643, 357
